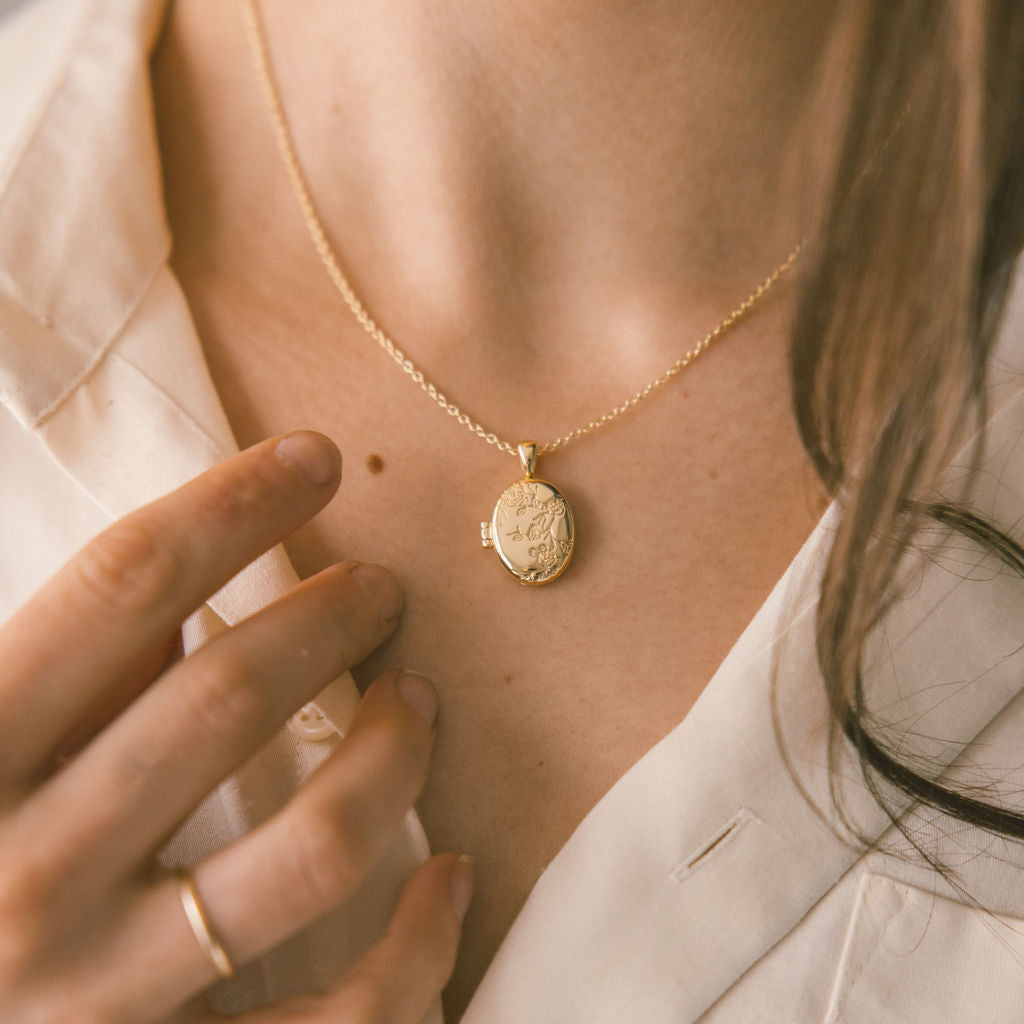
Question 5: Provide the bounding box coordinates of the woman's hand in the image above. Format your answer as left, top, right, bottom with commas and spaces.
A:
0, 431, 471, 1023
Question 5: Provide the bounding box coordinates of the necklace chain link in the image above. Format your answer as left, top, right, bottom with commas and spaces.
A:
243, 0, 801, 459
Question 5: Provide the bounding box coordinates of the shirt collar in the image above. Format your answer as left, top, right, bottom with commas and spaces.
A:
0, 0, 171, 428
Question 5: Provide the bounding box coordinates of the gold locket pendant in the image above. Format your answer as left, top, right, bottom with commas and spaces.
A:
481, 442, 575, 585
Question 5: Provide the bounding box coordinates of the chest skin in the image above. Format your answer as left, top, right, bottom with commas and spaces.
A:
150, 9, 828, 1015
169, 248, 828, 1018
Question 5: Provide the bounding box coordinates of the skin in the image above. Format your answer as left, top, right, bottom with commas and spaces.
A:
1, 1, 852, 1021
151, 1, 843, 1016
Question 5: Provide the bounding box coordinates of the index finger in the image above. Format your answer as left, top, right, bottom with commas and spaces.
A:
0, 431, 342, 785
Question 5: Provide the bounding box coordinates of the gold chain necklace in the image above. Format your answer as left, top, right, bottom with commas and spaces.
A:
242, 0, 801, 585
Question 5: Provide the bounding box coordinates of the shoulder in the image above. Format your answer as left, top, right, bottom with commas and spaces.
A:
0, 0, 168, 192
0, 0, 90, 183
0, 0, 204, 622
0, 0, 172, 435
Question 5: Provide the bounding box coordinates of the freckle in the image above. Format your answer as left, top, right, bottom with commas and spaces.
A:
709, 467, 719, 480
503, 674, 513, 684
366, 453, 385, 474
537, 760, 545, 767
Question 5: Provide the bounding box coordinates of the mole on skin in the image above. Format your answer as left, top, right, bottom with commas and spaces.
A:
366, 453, 385, 474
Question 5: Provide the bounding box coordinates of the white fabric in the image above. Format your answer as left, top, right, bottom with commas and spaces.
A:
2, 2, 1024, 1021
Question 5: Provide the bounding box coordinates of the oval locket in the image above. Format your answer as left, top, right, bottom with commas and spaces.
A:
480, 442, 575, 585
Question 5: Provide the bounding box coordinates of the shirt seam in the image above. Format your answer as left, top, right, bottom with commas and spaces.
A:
27, 252, 169, 430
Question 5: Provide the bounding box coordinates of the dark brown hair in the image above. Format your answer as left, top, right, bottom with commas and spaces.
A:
794, 2, 1024, 840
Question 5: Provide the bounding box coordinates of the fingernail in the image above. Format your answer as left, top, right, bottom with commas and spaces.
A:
449, 855, 475, 921
274, 431, 341, 486
351, 563, 403, 621
396, 671, 437, 725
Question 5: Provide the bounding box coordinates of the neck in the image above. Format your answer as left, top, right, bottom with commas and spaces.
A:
157, 0, 849, 395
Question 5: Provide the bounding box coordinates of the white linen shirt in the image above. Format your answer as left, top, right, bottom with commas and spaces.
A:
3, 2, 1024, 1021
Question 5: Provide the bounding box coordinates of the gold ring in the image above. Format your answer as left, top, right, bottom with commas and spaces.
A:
175, 869, 236, 979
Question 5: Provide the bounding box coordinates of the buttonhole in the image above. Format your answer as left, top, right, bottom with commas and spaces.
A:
671, 808, 759, 884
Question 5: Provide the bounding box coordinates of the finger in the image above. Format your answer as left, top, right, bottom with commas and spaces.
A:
30, 560, 402, 873
0, 431, 342, 784
134, 671, 439, 1001
325, 852, 473, 1024
190, 854, 472, 1024
53, 628, 182, 764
